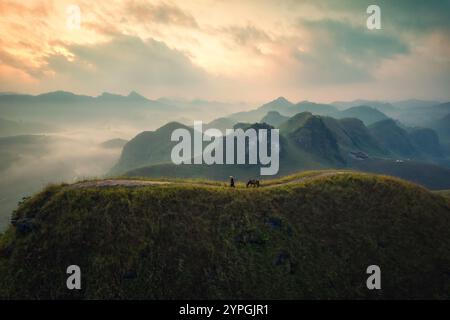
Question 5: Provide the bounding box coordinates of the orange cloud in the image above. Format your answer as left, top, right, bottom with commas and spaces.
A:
125, 1, 198, 28
0, 0, 51, 17
0, 0, 449, 102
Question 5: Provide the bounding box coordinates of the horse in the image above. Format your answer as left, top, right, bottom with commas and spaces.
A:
246, 179, 260, 188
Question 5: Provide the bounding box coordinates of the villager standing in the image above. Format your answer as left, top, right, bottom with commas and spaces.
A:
230, 176, 235, 188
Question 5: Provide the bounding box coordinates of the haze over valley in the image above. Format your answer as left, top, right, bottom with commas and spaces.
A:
1, 91, 450, 230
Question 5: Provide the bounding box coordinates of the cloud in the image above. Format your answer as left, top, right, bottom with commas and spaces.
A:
83, 21, 122, 37
0, 48, 44, 78
223, 24, 271, 46
0, 0, 51, 17
288, 0, 450, 35
301, 19, 409, 60
215, 23, 274, 58
290, 18, 409, 85
43, 34, 208, 95
125, 1, 198, 28
0, 130, 124, 230
0, 0, 449, 101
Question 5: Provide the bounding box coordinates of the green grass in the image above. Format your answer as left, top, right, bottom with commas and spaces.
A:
0, 171, 449, 299
89, 169, 348, 188
83, 175, 227, 187
434, 190, 450, 200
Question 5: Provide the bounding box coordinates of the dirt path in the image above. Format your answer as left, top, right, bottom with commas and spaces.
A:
263, 171, 348, 188
69, 171, 349, 190
69, 179, 172, 189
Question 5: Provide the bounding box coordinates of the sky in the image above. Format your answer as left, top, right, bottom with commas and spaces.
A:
0, 0, 449, 103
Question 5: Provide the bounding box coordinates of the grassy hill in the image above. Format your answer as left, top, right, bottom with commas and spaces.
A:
229, 98, 340, 123
260, 111, 289, 127
112, 114, 450, 189
1, 171, 450, 299
369, 119, 418, 158
113, 116, 344, 178
368, 120, 446, 160
332, 100, 396, 115
99, 138, 128, 149
204, 117, 237, 133
396, 102, 450, 126
110, 122, 193, 175
435, 190, 450, 200
279, 113, 345, 164
350, 158, 450, 190
321, 117, 387, 157
408, 128, 443, 158
336, 106, 388, 126
431, 114, 450, 145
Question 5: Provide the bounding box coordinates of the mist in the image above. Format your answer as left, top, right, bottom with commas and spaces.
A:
0, 126, 136, 231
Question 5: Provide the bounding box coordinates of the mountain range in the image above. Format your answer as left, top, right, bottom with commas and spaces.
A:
111, 107, 450, 189
1, 91, 450, 196
1, 91, 447, 135
0, 91, 247, 131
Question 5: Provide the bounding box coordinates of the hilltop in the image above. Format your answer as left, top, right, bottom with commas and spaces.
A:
110, 122, 193, 175
336, 106, 388, 125
1, 171, 449, 299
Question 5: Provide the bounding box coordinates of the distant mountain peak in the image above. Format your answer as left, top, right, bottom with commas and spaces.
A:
258, 96, 294, 112
347, 105, 377, 111
156, 121, 189, 133
95, 91, 150, 102
296, 100, 317, 105
38, 90, 76, 97
371, 118, 397, 127
128, 91, 148, 101
271, 96, 292, 105
260, 110, 290, 127
99, 92, 121, 98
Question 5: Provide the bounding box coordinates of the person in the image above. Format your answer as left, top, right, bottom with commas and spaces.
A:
230, 176, 235, 188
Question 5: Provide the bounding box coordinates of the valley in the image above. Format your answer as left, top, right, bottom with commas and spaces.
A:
1, 92, 450, 233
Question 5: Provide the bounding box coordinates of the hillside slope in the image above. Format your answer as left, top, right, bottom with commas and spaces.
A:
229, 98, 339, 123
114, 114, 450, 188
1, 172, 449, 299
260, 111, 289, 127
431, 114, 450, 144
110, 122, 193, 175
337, 106, 388, 126
369, 119, 418, 158
350, 159, 450, 190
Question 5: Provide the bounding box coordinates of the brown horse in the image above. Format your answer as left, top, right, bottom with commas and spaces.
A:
246, 179, 260, 188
